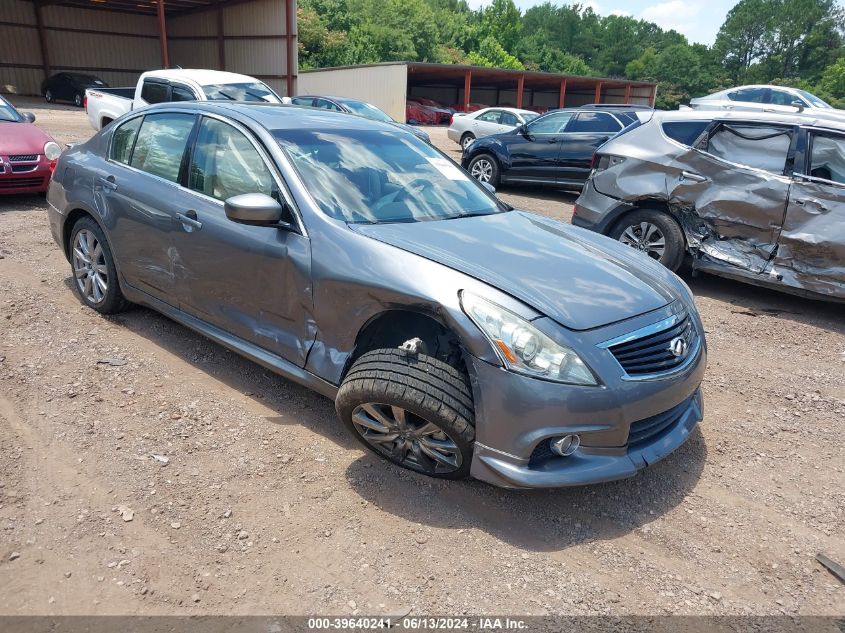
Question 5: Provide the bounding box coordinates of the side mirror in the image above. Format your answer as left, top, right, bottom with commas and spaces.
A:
22, 112, 36, 123
481, 181, 496, 195
224, 193, 288, 227
791, 100, 805, 113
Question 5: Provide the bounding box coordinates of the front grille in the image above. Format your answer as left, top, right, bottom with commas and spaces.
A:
9, 154, 38, 162
608, 309, 697, 377
628, 394, 694, 446
0, 176, 45, 189
11, 164, 37, 173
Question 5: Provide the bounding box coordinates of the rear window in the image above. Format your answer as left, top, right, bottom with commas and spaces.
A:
662, 121, 711, 146
569, 112, 621, 133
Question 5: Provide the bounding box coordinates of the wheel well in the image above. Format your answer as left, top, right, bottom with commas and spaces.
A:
461, 131, 474, 140
345, 310, 467, 378
612, 201, 685, 239
101, 117, 113, 128
62, 209, 94, 256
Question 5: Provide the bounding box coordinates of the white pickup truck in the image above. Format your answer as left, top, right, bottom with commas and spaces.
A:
85, 68, 282, 130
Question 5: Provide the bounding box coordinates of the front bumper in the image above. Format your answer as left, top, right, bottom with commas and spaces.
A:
0, 154, 53, 194
466, 302, 706, 489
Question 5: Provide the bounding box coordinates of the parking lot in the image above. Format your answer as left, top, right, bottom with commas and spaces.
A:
0, 98, 843, 617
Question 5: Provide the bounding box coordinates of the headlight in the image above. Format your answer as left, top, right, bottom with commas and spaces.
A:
44, 141, 61, 161
460, 291, 598, 385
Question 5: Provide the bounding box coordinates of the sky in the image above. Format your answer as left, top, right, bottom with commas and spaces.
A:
466, 0, 740, 45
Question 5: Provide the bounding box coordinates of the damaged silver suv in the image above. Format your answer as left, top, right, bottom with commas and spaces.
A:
573, 110, 845, 301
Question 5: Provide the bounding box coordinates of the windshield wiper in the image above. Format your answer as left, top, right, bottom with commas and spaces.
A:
214, 90, 236, 101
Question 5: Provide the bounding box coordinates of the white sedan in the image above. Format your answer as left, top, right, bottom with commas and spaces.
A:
689, 85, 845, 122
447, 107, 539, 149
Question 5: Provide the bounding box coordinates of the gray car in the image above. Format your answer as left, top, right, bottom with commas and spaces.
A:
573, 109, 845, 301
46, 102, 706, 489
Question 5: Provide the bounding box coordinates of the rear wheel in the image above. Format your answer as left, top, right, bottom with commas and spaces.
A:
460, 132, 476, 150
336, 349, 475, 479
609, 209, 685, 271
69, 217, 129, 314
467, 153, 500, 187
45, 90, 53, 103
74, 92, 83, 107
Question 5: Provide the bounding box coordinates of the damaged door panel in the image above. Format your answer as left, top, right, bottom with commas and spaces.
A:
773, 130, 845, 298
668, 122, 796, 273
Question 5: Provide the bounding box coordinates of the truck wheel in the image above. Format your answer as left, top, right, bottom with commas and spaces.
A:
336, 349, 475, 479
610, 209, 685, 272
460, 132, 476, 150
467, 153, 500, 187
69, 217, 129, 314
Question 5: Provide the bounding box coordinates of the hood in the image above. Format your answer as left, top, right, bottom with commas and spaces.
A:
0, 121, 51, 155
352, 211, 678, 331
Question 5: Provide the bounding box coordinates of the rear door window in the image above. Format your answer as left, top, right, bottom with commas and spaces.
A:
662, 120, 711, 146
568, 112, 621, 133
291, 97, 314, 106
110, 116, 143, 164
500, 112, 518, 126
704, 123, 793, 174
808, 133, 845, 184
731, 87, 768, 103
476, 110, 502, 123
141, 80, 168, 104
129, 113, 196, 183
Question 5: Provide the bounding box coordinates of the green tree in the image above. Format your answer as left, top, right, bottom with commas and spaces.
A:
467, 36, 524, 69
480, 0, 522, 54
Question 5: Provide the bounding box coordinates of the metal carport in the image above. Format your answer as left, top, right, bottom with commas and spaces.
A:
0, 0, 297, 97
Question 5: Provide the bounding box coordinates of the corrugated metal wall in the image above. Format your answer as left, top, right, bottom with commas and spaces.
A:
1, 0, 296, 97
298, 64, 409, 121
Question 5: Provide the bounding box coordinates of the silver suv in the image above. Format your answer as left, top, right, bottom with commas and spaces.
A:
573, 109, 845, 301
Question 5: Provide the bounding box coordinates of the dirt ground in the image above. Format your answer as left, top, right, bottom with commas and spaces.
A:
0, 98, 843, 617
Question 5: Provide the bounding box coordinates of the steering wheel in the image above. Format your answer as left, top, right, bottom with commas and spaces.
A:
393, 178, 434, 202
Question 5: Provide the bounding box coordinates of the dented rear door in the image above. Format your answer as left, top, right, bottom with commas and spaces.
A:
668, 121, 796, 273
774, 129, 845, 298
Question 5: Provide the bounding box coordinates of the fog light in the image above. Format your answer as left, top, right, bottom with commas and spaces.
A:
551, 434, 580, 457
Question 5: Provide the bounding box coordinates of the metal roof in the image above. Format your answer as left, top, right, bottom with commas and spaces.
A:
23, 0, 253, 16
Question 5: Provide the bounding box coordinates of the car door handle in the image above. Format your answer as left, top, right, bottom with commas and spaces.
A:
681, 170, 707, 183
98, 175, 117, 191
547, 138, 559, 143
795, 198, 828, 211
176, 210, 203, 230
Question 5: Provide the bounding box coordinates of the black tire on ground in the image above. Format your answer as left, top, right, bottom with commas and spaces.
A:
68, 217, 130, 314
609, 208, 686, 272
336, 348, 475, 479
74, 93, 83, 107
45, 90, 53, 103
466, 152, 500, 188
460, 132, 476, 150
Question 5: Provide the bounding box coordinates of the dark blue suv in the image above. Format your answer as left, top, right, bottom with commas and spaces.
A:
461, 107, 642, 189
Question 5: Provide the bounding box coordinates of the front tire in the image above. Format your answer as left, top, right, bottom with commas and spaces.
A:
337, 349, 475, 479
69, 218, 129, 314
609, 209, 685, 271
460, 132, 476, 150
467, 153, 500, 188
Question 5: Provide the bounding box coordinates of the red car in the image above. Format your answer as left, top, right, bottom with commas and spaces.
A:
406, 100, 438, 125
0, 95, 61, 195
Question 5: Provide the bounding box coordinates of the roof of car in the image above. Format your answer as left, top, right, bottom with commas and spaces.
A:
140, 69, 259, 85
142, 101, 398, 133
657, 107, 845, 132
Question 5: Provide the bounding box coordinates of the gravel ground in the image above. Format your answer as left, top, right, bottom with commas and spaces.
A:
0, 98, 843, 617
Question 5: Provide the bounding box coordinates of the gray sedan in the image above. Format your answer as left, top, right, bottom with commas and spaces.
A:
46, 102, 705, 489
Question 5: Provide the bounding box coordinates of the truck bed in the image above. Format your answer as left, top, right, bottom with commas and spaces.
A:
90, 87, 135, 100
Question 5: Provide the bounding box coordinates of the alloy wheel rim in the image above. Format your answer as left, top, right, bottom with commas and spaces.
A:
72, 229, 108, 304
46, 91, 52, 101
619, 221, 666, 260
470, 159, 493, 182
351, 403, 462, 474
75, 94, 82, 106
462, 136, 474, 149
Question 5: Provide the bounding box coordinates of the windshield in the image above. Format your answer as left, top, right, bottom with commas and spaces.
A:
202, 82, 281, 103
69, 74, 104, 85
0, 96, 21, 123
340, 99, 394, 123
275, 128, 503, 224
796, 89, 831, 109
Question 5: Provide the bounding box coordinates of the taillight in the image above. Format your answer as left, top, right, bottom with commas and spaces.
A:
83, 95, 87, 111
449, 114, 453, 126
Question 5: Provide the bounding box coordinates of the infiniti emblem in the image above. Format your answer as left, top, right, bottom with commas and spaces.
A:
669, 336, 688, 358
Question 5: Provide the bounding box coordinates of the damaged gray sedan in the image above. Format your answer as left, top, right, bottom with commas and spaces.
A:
574, 110, 845, 301
47, 102, 705, 489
